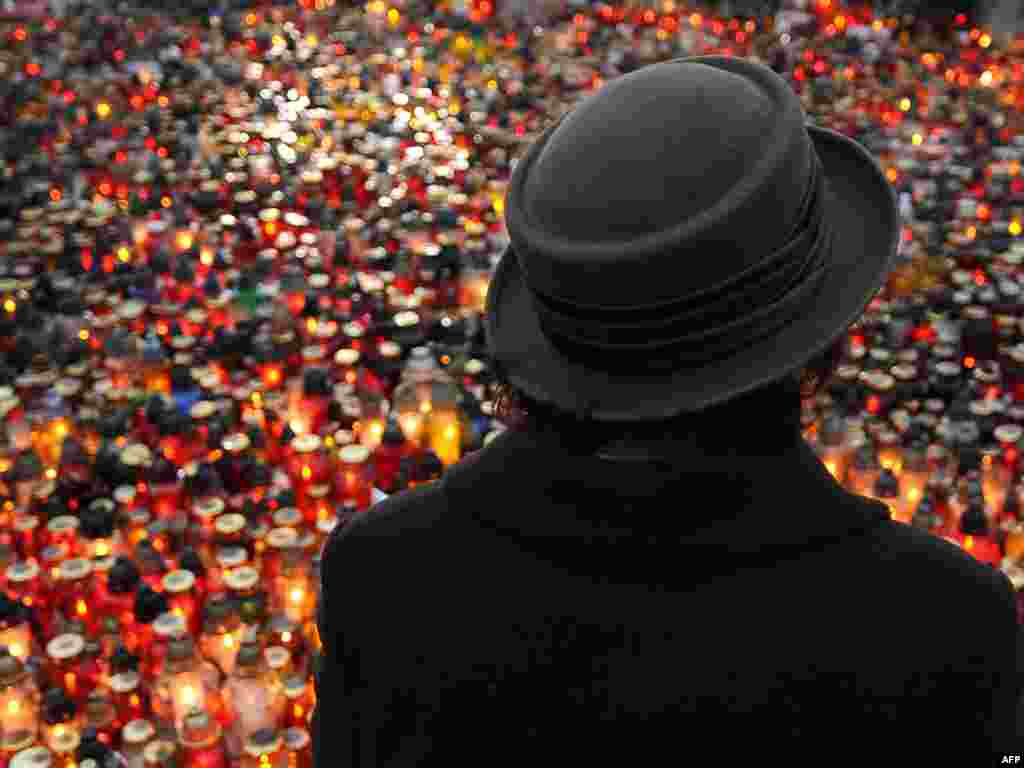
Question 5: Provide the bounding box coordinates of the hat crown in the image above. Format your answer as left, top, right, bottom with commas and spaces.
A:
525, 62, 781, 241
507, 57, 814, 309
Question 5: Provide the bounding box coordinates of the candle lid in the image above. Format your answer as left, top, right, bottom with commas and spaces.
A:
281, 673, 308, 699
10, 747, 52, 768
143, 740, 176, 766
215, 513, 246, 536
222, 433, 250, 453
216, 546, 247, 569
122, 444, 154, 468
291, 434, 321, 454
264, 646, 290, 671
54, 378, 81, 398
162, 570, 196, 594
245, 729, 283, 757
334, 349, 360, 366
267, 528, 299, 549
970, 400, 997, 417
46, 633, 84, 661
379, 340, 401, 358
49, 728, 80, 755
153, 612, 187, 639
6, 559, 39, 583
180, 709, 221, 749
317, 515, 339, 536
123, 718, 155, 745
273, 508, 302, 528
996, 425, 1023, 444
117, 300, 146, 321
195, 496, 225, 519
110, 669, 140, 694
58, 557, 92, 582
224, 566, 260, 591
338, 444, 370, 464
308, 483, 331, 500
283, 728, 310, 751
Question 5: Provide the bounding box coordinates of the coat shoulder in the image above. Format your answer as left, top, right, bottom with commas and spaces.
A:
860, 518, 1015, 623
320, 477, 450, 564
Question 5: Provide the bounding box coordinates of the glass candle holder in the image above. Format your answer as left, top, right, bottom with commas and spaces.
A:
143, 740, 178, 768
147, 612, 188, 684
47, 728, 79, 768
179, 709, 226, 768
4, 561, 46, 636
0, 615, 33, 663
11, 515, 41, 563
121, 720, 156, 768
45, 634, 85, 704
45, 517, 79, 559
286, 436, 329, 500
199, 600, 243, 679
222, 641, 286, 761
334, 445, 372, 512
57, 558, 96, 634
282, 677, 313, 731
241, 730, 286, 768
109, 670, 147, 729
163, 571, 200, 638
282, 728, 311, 768
151, 636, 222, 735
0, 650, 40, 755
263, 647, 291, 684
262, 529, 299, 586
275, 552, 315, 627
9, 746, 52, 768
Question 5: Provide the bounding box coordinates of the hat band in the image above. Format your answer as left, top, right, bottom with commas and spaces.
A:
526, 150, 832, 371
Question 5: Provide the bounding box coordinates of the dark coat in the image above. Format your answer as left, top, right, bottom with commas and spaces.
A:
312, 414, 1024, 762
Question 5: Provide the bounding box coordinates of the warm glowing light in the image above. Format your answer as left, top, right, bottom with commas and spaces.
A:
1012, 220, 1023, 237
290, 588, 304, 603
980, 70, 993, 86
117, 246, 132, 263
223, 636, 234, 648
301, 466, 312, 481
281, 631, 292, 643
176, 231, 194, 251
980, 34, 992, 48
76, 599, 88, 616
96, 102, 111, 119
419, 401, 432, 415
3, 299, 15, 313
898, 98, 911, 112
912, 133, 923, 146
964, 356, 976, 369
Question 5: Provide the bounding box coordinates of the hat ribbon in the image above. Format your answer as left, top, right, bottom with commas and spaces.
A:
525, 149, 833, 370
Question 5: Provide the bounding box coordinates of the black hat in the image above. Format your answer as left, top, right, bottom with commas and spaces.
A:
485, 56, 898, 421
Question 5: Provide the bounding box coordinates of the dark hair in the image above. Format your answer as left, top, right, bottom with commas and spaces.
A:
491, 332, 848, 441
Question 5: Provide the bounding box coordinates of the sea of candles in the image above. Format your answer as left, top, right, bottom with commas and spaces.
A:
3, 0, 1024, 765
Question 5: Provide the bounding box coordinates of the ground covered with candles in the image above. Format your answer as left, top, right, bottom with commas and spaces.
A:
1, 0, 1024, 764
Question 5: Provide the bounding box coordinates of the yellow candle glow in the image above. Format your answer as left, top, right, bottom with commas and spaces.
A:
428, 410, 461, 468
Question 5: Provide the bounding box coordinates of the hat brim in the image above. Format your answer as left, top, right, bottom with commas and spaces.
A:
483, 125, 900, 422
